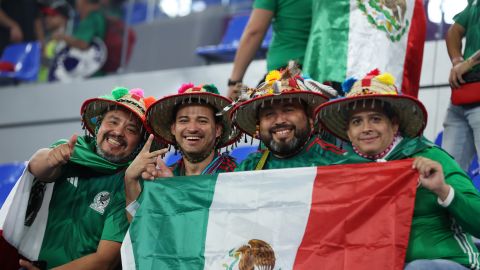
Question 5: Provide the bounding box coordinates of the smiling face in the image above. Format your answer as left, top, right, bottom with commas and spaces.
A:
95, 109, 143, 163
346, 106, 399, 156
257, 100, 313, 158
170, 104, 222, 162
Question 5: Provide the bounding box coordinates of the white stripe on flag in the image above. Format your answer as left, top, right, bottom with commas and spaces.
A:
121, 229, 136, 270
203, 167, 318, 270
1, 167, 54, 260
346, 0, 416, 85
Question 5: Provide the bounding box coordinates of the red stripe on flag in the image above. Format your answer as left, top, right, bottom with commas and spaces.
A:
401, 0, 426, 97
293, 159, 418, 270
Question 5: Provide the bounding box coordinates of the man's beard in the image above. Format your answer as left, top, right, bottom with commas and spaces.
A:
178, 144, 215, 163
260, 123, 311, 158
96, 147, 126, 163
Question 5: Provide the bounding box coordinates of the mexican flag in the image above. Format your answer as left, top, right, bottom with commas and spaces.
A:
304, 0, 426, 97
122, 159, 418, 270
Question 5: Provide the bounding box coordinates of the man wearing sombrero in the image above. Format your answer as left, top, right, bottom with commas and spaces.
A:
232, 63, 348, 171
16, 87, 154, 269
316, 69, 480, 270
123, 84, 238, 218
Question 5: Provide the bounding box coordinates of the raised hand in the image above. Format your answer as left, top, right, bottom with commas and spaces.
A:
412, 157, 450, 201
47, 134, 77, 168
125, 134, 170, 183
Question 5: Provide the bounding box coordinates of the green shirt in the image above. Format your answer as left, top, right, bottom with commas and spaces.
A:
74, 10, 106, 43
454, 0, 480, 70
254, 0, 312, 71
236, 136, 350, 171
36, 136, 130, 268
342, 136, 480, 268
37, 164, 128, 268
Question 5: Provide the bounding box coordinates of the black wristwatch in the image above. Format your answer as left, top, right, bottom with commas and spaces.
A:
228, 79, 242, 86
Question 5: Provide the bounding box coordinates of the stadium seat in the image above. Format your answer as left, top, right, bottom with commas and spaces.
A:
0, 162, 26, 208
196, 14, 272, 63
0, 42, 41, 82
435, 130, 480, 184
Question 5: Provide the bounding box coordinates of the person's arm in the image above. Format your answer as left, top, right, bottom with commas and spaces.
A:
0, 9, 23, 42
34, 17, 45, 47
27, 134, 77, 181
227, 8, 273, 100
414, 150, 480, 237
124, 135, 170, 221
52, 32, 90, 50
19, 240, 121, 270
446, 23, 467, 88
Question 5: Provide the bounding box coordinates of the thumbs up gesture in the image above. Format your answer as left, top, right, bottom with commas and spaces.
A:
47, 134, 77, 168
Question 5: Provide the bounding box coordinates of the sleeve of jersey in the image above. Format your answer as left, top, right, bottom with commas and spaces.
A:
453, 4, 470, 28
253, 0, 276, 12
101, 186, 129, 242
421, 147, 480, 237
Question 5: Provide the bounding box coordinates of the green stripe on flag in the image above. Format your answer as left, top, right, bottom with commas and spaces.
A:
303, 0, 350, 82
130, 175, 218, 269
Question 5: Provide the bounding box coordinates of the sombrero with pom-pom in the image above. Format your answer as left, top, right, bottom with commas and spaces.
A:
230, 62, 334, 136
81, 87, 156, 136
315, 69, 427, 141
146, 83, 240, 147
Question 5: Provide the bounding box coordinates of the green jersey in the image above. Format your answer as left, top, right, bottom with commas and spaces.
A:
73, 10, 106, 43
36, 136, 130, 268
236, 136, 349, 171
454, 0, 480, 71
254, 0, 312, 71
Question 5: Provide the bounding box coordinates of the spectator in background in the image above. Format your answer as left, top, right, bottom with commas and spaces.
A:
38, 1, 71, 81
0, 0, 44, 55
443, 0, 480, 172
52, 0, 105, 51
227, 0, 312, 100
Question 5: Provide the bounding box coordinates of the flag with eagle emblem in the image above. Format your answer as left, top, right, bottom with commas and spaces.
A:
303, 0, 426, 97
121, 159, 418, 270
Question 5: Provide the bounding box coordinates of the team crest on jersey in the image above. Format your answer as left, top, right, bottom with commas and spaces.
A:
89, 191, 110, 214
357, 0, 410, 42
222, 239, 278, 270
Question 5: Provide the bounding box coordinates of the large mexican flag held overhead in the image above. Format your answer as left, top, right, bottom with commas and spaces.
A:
304, 0, 426, 97
122, 159, 419, 270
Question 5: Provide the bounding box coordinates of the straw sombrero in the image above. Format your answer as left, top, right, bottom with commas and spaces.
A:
81, 87, 156, 135
146, 83, 240, 147
315, 69, 427, 141
231, 64, 334, 136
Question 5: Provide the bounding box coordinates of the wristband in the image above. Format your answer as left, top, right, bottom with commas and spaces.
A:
452, 56, 464, 65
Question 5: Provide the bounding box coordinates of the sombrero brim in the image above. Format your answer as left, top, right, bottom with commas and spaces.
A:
315, 94, 428, 141
146, 92, 240, 147
81, 97, 146, 136
232, 91, 329, 136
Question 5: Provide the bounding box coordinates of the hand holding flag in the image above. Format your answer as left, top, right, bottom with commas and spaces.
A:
413, 157, 451, 201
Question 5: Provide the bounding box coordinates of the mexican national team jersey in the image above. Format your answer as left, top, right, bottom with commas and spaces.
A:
235, 136, 350, 171
37, 162, 129, 268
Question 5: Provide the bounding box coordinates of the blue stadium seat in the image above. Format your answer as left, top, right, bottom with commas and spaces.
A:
196, 14, 272, 62
230, 145, 257, 163
0, 42, 41, 82
0, 162, 26, 208
435, 130, 479, 183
